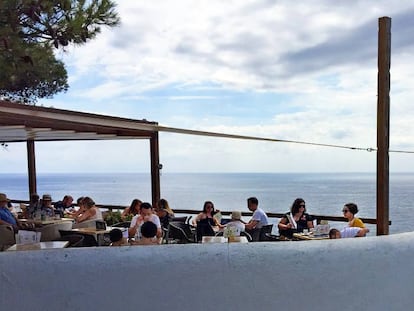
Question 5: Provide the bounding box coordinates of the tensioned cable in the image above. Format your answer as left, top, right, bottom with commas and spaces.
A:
156, 125, 414, 154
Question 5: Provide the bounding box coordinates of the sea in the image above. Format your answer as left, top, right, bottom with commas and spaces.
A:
1, 172, 413, 235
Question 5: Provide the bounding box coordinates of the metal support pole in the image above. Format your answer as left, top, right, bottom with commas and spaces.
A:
377, 17, 391, 235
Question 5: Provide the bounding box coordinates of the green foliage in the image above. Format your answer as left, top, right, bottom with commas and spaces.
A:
104, 210, 122, 226
0, 41, 68, 103
0, 0, 120, 103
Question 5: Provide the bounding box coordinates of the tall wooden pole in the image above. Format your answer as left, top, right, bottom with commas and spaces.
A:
27, 140, 37, 197
150, 132, 161, 208
377, 17, 391, 235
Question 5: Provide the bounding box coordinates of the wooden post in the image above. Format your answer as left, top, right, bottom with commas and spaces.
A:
27, 140, 37, 198
377, 17, 391, 235
150, 132, 161, 208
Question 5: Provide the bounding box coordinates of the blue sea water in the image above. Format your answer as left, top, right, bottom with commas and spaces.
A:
1, 172, 412, 235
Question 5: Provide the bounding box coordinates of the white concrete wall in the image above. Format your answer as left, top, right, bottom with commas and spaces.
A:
1, 232, 414, 311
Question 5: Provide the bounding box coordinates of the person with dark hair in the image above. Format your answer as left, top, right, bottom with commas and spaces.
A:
109, 228, 125, 246
245, 197, 269, 231
121, 198, 142, 221
329, 227, 369, 239
54, 195, 73, 217
192, 201, 223, 242
131, 221, 159, 245
278, 198, 314, 239
26, 193, 40, 218
75, 196, 103, 223
342, 203, 365, 228
129, 202, 162, 243
155, 198, 174, 229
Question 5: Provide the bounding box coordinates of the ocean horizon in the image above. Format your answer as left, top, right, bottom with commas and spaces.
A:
1, 172, 412, 235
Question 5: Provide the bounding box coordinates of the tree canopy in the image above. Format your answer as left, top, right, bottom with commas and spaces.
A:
0, 0, 120, 103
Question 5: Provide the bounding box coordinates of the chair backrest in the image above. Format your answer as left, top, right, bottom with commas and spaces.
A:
241, 231, 253, 242
0, 225, 15, 250
259, 224, 274, 241
168, 222, 195, 243
58, 234, 85, 247
37, 221, 73, 242
171, 216, 187, 223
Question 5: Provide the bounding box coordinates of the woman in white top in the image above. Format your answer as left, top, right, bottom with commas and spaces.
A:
75, 197, 103, 223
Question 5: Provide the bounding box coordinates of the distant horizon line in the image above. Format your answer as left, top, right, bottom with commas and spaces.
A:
1, 171, 414, 175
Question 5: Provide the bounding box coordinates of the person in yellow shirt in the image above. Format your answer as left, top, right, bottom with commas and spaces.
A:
342, 203, 365, 228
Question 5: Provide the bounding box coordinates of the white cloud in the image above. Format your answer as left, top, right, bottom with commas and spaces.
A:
23, 0, 414, 173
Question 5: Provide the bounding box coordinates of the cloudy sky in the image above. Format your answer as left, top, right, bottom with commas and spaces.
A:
3, 0, 414, 173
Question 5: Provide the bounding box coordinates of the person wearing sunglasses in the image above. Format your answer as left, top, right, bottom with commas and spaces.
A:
278, 198, 314, 239
342, 203, 365, 228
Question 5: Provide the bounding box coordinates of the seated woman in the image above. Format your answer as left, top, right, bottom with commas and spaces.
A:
66, 196, 85, 218
342, 203, 365, 228
155, 198, 174, 229
75, 197, 103, 223
192, 201, 224, 242
121, 199, 141, 221
278, 198, 314, 239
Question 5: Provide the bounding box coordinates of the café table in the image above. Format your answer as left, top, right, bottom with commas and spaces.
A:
6, 241, 69, 251
19, 217, 74, 227
202, 236, 249, 244
293, 233, 330, 240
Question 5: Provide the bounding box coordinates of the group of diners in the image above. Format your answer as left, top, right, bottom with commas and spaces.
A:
277, 198, 369, 239
1, 191, 369, 247
0, 192, 104, 233
26, 193, 103, 224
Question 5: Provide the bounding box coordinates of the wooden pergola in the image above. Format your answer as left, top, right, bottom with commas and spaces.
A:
0, 100, 161, 207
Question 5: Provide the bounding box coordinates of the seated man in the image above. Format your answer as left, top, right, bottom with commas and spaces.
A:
329, 227, 370, 239
40, 194, 55, 217
0, 193, 21, 231
244, 197, 269, 230
244, 197, 269, 240
54, 195, 73, 217
128, 202, 162, 242
131, 221, 159, 245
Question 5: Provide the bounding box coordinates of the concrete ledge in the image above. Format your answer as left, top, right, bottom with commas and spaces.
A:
1, 233, 414, 311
